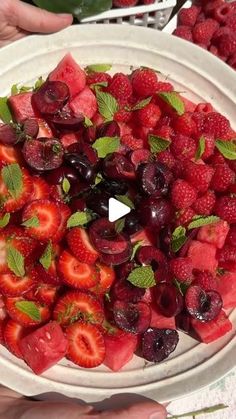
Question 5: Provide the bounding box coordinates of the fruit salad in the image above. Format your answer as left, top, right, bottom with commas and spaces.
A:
0, 53, 235, 375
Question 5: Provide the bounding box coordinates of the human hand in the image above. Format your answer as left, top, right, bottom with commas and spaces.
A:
0, 0, 73, 47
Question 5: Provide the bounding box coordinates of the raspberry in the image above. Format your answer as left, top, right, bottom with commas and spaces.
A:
172, 112, 197, 137
170, 257, 193, 283
228, 52, 236, 70
184, 161, 214, 193
192, 19, 219, 45
217, 245, 236, 263
156, 82, 173, 92
86, 72, 111, 86
136, 103, 161, 128
157, 150, 176, 169
170, 134, 197, 161
173, 26, 193, 42
131, 68, 158, 98
204, 0, 224, 16
171, 179, 197, 210
210, 164, 235, 192
215, 196, 236, 224
176, 207, 196, 227
153, 124, 174, 139
225, 14, 236, 32
192, 190, 216, 215
213, 3, 234, 23
193, 270, 218, 291
114, 107, 132, 123
142, 0, 155, 3
203, 112, 231, 138
195, 103, 213, 114
212, 26, 232, 43
198, 134, 215, 160
196, 12, 206, 23
121, 134, 143, 150
107, 73, 132, 101
226, 225, 236, 247
209, 150, 225, 166
178, 5, 201, 27
113, 0, 138, 6
217, 34, 236, 58
209, 45, 227, 62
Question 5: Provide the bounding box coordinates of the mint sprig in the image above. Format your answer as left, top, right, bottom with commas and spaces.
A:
215, 139, 236, 160
1, 163, 23, 199
148, 135, 170, 154
127, 266, 155, 288
7, 245, 25, 277
171, 226, 187, 253
0, 97, 12, 123
167, 403, 228, 418
126, 97, 152, 111
115, 195, 134, 209
95, 89, 118, 121
158, 92, 185, 115
92, 136, 120, 158
15, 301, 41, 321
39, 241, 52, 270
115, 217, 125, 233
22, 216, 39, 228
62, 177, 70, 194
0, 213, 10, 228
188, 215, 220, 230
130, 240, 143, 260
195, 136, 205, 161
67, 211, 94, 228
86, 63, 112, 73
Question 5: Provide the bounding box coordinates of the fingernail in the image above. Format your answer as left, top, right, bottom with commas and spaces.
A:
57, 13, 73, 18
149, 413, 164, 419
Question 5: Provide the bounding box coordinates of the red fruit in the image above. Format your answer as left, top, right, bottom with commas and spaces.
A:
0, 273, 35, 297
211, 164, 235, 192
4, 319, 26, 358
198, 134, 215, 160
67, 227, 99, 265
103, 332, 138, 372
113, 0, 138, 6
30, 263, 61, 286
5, 297, 51, 327
19, 321, 68, 374
173, 26, 193, 42
184, 161, 214, 193
226, 225, 236, 247
0, 167, 33, 213
5, 226, 38, 261
53, 202, 71, 243
150, 305, 176, 329
131, 68, 158, 98
8, 92, 36, 123
178, 5, 200, 27
192, 190, 216, 216
215, 196, 236, 224
217, 244, 236, 264
0, 234, 8, 274
107, 73, 132, 100
86, 71, 111, 86
171, 179, 197, 209
157, 150, 176, 170
37, 118, 53, 138
0, 145, 22, 166
225, 13, 236, 31
69, 86, 97, 119
192, 19, 219, 45
193, 270, 218, 291
121, 134, 143, 151
176, 207, 196, 227
218, 33, 236, 58
30, 177, 50, 201
58, 250, 99, 290
173, 112, 197, 137
169, 257, 193, 283
170, 134, 197, 160
92, 264, 115, 294
191, 310, 232, 343
130, 228, 155, 246
53, 290, 104, 326
203, 112, 231, 138
136, 103, 161, 128
217, 272, 236, 309
187, 240, 218, 273
66, 321, 105, 368
213, 3, 234, 23
156, 82, 173, 92
203, 0, 224, 16
22, 199, 61, 241
32, 283, 59, 306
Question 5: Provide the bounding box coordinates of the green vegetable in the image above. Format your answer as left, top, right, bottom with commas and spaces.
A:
32, 0, 112, 20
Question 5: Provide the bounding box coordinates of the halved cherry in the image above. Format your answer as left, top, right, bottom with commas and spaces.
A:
111, 278, 145, 303
142, 328, 179, 362
102, 153, 136, 180
22, 138, 64, 171
137, 246, 166, 271
32, 80, 70, 114
113, 300, 151, 334
185, 285, 222, 322
49, 110, 84, 131
100, 243, 132, 266
89, 218, 129, 255
154, 284, 183, 317
130, 148, 151, 169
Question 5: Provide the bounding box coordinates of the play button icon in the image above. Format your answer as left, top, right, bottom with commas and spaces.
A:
108, 198, 131, 222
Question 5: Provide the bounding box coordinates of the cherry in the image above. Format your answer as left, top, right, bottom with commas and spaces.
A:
64, 153, 95, 183
175, 312, 191, 334
116, 260, 135, 279
154, 284, 183, 317
138, 197, 174, 231
86, 191, 109, 217
142, 328, 179, 362
83, 126, 96, 144
185, 286, 222, 322
113, 300, 151, 334
49, 111, 84, 131
103, 153, 136, 180
137, 246, 166, 271
67, 142, 99, 165
46, 166, 78, 185
99, 179, 128, 196
32, 80, 70, 114
22, 138, 64, 171
111, 278, 145, 303
138, 162, 172, 197
23, 118, 39, 138
89, 218, 130, 255
100, 243, 132, 265
124, 211, 142, 235
96, 121, 120, 138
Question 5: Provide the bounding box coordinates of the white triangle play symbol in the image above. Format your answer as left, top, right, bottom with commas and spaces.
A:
108, 198, 131, 222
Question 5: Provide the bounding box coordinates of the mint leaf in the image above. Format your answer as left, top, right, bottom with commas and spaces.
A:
94, 173, 103, 185
39, 241, 52, 270
195, 136, 205, 161
115, 217, 125, 233
11, 84, 32, 95
0, 97, 12, 123
188, 215, 220, 230
84, 116, 93, 128
92, 136, 120, 158
0, 213, 10, 228
7, 245, 25, 277
159, 92, 185, 116
62, 177, 70, 194
90, 81, 108, 89
1, 163, 23, 199
115, 195, 134, 209
15, 301, 41, 321
11, 84, 19, 95
148, 135, 170, 154
86, 63, 112, 73
22, 216, 39, 228
95, 89, 118, 121
173, 278, 189, 296
34, 76, 45, 91
171, 226, 187, 253
127, 266, 155, 288
128, 97, 152, 111
131, 240, 143, 260
67, 211, 94, 228
215, 139, 236, 160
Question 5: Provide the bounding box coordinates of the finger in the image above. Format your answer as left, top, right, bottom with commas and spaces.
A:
8, 0, 73, 34
10, 401, 93, 419
97, 401, 167, 419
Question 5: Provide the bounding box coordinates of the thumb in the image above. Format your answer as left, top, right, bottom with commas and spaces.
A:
9, 0, 73, 33
98, 401, 167, 419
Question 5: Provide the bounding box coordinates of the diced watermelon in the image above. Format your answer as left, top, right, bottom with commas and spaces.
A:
130, 228, 155, 246
187, 240, 218, 273
69, 87, 97, 119
150, 305, 176, 329
19, 321, 68, 374
142, 288, 153, 304
37, 118, 53, 138
217, 272, 236, 309
92, 112, 104, 126
8, 92, 37, 123
49, 53, 86, 98
197, 220, 230, 249
191, 310, 232, 343
60, 132, 78, 149
103, 332, 138, 372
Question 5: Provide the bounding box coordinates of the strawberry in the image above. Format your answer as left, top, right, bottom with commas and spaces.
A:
193, 270, 218, 291
53, 290, 104, 326
0, 234, 8, 274
5, 226, 38, 260
53, 202, 71, 243
113, 0, 138, 7
31, 283, 59, 306
131, 68, 158, 98
30, 263, 61, 286
172, 112, 197, 137
0, 145, 22, 167
176, 207, 196, 226
210, 164, 235, 192
215, 196, 236, 224
0, 167, 33, 213
136, 103, 161, 128
22, 199, 61, 240
5, 297, 51, 327
203, 112, 231, 138
178, 5, 200, 27
58, 250, 99, 289
3, 319, 27, 358
184, 161, 214, 193
121, 134, 143, 151
30, 177, 50, 201
170, 134, 197, 161
0, 273, 36, 297
173, 26, 193, 42
66, 322, 105, 368
192, 19, 219, 45
66, 227, 99, 265
171, 179, 197, 209
107, 73, 132, 101
92, 264, 116, 294
192, 190, 216, 215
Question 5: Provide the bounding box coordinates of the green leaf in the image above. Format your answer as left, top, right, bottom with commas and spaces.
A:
95, 89, 118, 121
171, 226, 187, 253
86, 64, 112, 73
159, 92, 185, 116
67, 211, 94, 228
11, 84, 19, 95
84, 116, 93, 128
128, 97, 152, 111
34, 76, 45, 91
0, 97, 12, 123
1, 163, 23, 199
62, 177, 71, 194
7, 245, 25, 277
22, 216, 40, 228
127, 266, 155, 288
90, 81, 109, 89
215, 139, 236, 160
39, 241, 52, 270
33, 0, 112, 19
15, 301, 41, 322
195, 136, 205, 161
0, 213, 10, 229
131, 240, 143, 260
148, 135, 171, 154
92, 136, 120, 158
115, 195, 134, 209
115, 217, 125, 233
11, 84, 32, 95
173, 279, 189, 296
94, 173, 103, 185
188, 215, 220, 230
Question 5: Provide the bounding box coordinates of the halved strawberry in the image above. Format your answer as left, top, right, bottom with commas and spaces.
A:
53, 203, 71, 243
30, 177, 50, 201
0, 294, 7, 321
0, 145, 22, 167
22, 199, 61, 240
5, 297, 51, 327
67, 227, 99, 265
4, 319, 27, 358
53, 290, 104, 326
58, 250, 99, 289
65, 322, 105, 368
30, 264, 61, 286
0, 234, 8, 274
5, 226, 38, 258
28, 283, 59, 306
0, 273, 36, 297
92, 264, 116, 294
0, 319, 6, 345
0, 167, 33, 213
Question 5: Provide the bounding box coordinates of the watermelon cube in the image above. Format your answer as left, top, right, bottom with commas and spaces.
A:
131, 228, 155, 246
60, 132, 78, 149
8, 92, 37, 123
103, 332, 138, 372
19, 321, 68, 374
187, 240, 218, 273
217, 272, 236, 309
150, 305, 176, 329
191, 310, 232, 343
69, 87, 97, 119
49, 53, 86, 98
197, 220, 230, 249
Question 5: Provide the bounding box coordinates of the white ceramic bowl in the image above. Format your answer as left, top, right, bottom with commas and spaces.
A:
0, 25, 236, 406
